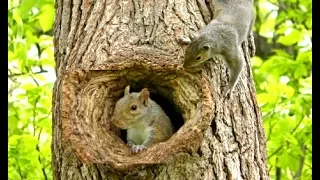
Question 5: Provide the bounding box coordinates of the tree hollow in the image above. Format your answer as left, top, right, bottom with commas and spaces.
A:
61, 66, 215, 171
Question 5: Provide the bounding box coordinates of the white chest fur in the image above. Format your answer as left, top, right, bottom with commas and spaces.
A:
127, 126, 153, 145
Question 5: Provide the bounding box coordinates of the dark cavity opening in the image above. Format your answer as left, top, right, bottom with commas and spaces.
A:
149, 93, 184, 133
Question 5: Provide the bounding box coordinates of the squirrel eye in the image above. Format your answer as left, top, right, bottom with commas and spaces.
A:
131, 105, 137, 110
196, 56, 201, 61
202, 45, 209, 50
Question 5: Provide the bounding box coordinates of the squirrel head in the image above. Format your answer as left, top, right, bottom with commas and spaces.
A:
183, 35, 212, 68
112, 86, 150, 129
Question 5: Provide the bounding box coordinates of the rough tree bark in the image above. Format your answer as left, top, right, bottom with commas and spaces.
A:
52, 0, 269, 179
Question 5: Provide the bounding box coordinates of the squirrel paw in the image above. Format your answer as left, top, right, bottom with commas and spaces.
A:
222, 86, 232, 100
179, 35, 192, 44
130, 144, 147, 153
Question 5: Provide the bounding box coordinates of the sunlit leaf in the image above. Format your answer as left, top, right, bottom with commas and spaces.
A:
38, 4, 54, 32
278, 29, 304, 46
19, 0, 39, 16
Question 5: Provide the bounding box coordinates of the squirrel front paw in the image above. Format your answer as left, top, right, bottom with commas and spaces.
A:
222, 86, 232, 99
179, 35, 192, 44
179, 33, 199, 44
129, 144, 147, 153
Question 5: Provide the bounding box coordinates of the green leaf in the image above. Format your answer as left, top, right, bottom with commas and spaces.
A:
252, 56, 263, 67
21, 83, 36, 90
19, 158, 31, 165
293, 65, 307, 79
257, 92, 279, 105
277, 29, 304, 46
34, 74, 47, 81
296, 50, 312, 64
282, 85, 295, 98
19, 0, 39, 16
37, 107, 49, 114
12, 10, 23, 26
299, 77, 312, 95
8, 172, 22, 180
38, 4, 54, 32
277, 151, 299, 171
273, 50, 292, 59
16, 94, 27, 100
8, 116, 18, 134
8, 51, 16, 60
284, 133, 298, 145
38, 58, 54, 66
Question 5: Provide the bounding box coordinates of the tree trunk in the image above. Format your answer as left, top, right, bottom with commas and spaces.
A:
52, 0, 269, 179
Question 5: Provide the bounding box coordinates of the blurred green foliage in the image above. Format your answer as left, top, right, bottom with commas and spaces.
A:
8, 0, 55, 179
253, 0, 312, 179
8, 0, 311, 179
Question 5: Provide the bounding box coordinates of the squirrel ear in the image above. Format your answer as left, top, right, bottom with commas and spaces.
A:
139, 88, 149, 106
124, 86, 130, 96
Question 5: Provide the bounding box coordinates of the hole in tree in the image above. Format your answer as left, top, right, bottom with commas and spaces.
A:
119, 130, 127, 143
115, 85, 184, 144
149, 93, 184, 133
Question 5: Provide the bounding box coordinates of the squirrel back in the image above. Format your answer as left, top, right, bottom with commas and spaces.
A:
113, 86, 174, 153
212, 0, 254, 42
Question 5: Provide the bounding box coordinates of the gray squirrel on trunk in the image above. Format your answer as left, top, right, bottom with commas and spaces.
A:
181, 0, 255, 98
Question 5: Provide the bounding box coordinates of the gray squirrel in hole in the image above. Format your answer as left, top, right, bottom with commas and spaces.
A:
181, 0, 254, 98
112, 86, 174, 153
